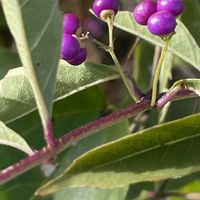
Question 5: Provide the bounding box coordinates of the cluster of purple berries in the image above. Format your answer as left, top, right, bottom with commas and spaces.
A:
133, 0, 185, 36
61, 13, 87, 66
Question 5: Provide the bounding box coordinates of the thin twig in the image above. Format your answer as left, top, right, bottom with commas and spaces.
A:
106, 16, 141, 101
106, 16, 114, 50
157, 85, 183, 109
151, 40, 169, 106
151, 45, 161, 87
82, 29, 143, 101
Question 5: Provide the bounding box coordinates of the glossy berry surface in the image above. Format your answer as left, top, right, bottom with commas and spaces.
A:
61, 34, 80, 60
68, 48, 87, 65
92, 0, 118, 18
157, 0, 184, 17
147, 11, 176, 36
63, 13, 80, 34
133, 0, 157, 25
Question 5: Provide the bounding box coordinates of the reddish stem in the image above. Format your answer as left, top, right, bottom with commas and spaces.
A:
44, 118, 56, 147
0, 89, 196, 184
0, 98, 151, 184
157, 87, 196, 109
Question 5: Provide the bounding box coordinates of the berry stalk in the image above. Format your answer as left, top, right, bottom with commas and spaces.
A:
151, 40, 169, 106
106, 16, 140, 102
107, 16, 114, 50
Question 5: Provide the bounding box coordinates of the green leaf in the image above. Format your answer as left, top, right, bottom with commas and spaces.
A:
53, 120, 129, 200
133, 42, 154, 92
0, 48, 21, 80
182, 1, 200, 46
7, 87, 106, 150
0, 87, 106, 200
172, 78, 200, 96
0, 121, 33, 155
114, 11, 200, 71
54, 61, 119, 102
1, 0, 62, 114
0, 61, 119, 123
37, 113, 200, 195
169, 179, 200, 200
0, 167, 48, 200
53, 188, 128, 200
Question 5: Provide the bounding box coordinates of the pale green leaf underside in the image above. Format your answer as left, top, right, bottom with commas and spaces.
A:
172, 78, 200, 96
53, 187, 128, 200
2, 0, 62, 114
114, 11, 200, 71
0, 121, 33, 155
0, 61, 119, 123
37, 113, 200, 195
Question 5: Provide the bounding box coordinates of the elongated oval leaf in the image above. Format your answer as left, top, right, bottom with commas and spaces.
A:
114, 11, 200, 71
0, 61, 119, 123
1, 0, 62, 114
0, 121, 33, 155
37, 113, 200, 195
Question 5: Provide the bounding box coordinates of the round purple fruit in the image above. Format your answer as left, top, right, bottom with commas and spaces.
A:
133, 0, 157, 25
61, 34, 80, 60
68, 48, 87, 65
82, 17, 103, 38
92, 0, 119, 19
63, 13, 80, 34
157, 0, 185, 17
147, 11, 176, 36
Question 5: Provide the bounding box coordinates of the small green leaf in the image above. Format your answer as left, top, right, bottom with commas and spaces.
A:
0, 121, 33, 155
172, 78, 200, 96
114, 11, 200, 71
37, 113, 200, 195
0, 61, 119, 123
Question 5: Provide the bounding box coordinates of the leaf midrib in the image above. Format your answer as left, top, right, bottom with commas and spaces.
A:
69, 132, 200, 173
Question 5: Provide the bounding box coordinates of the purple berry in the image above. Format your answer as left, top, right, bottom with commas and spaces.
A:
68, 48, 87, 65
157, 0, 184, 17
133, 0, 157, 25
92, 0, 119, 18
147, 11, 176, 36
61, 34, 80, 60
82, 17, 103, 38
63, 13, 80, 34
